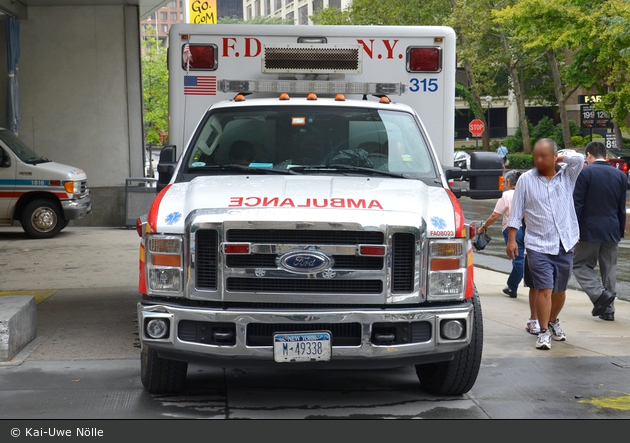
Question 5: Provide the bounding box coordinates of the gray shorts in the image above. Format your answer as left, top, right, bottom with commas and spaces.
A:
525, 247, 574, 292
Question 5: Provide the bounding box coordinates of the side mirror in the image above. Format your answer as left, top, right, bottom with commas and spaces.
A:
157, 145, 177, 192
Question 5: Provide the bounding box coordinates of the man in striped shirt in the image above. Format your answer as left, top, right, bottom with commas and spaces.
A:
506, 138, 583, 350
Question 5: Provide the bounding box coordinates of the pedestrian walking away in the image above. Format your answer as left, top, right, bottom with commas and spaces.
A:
477, 169, 524, 298
572, 141, 627, 322
497, 141, 509, 170
506, 139, 583, 350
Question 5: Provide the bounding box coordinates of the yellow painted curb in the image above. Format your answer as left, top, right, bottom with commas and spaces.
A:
0, 290, 57, 305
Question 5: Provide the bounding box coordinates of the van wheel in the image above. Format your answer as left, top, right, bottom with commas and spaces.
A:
140, 346, 188, 394
20, 199, 65, 239
415, 285, 483, 396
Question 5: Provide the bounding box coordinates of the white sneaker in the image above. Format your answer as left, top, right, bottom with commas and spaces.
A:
526, 319, 540, 335
548, 318, 566, 341
535, 330, 552, 350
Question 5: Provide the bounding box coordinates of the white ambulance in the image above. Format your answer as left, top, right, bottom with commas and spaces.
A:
137, 24, 502, 396
0, 128, 92, 238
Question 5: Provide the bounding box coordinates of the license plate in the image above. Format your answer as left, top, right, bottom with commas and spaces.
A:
273, 331, 331, 362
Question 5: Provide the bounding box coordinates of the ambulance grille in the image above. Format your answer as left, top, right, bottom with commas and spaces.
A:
263, 46, 360, 73
226, 229, 383, 244
392, 233, 415, 293
196, 229, 218, 290
226, 278, 383, 294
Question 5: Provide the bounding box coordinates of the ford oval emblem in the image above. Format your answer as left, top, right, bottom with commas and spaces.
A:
278, 250, 332, 274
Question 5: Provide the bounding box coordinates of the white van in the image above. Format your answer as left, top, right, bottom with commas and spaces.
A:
0, 128, 92, 238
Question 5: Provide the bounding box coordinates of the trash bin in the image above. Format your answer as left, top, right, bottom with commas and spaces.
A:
125, 177, 158, 228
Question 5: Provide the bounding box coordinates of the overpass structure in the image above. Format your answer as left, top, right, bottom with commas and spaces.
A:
0, 0, 169, 226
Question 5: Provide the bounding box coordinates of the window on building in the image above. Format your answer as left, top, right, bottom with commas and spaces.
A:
180, 1, 183, 7
286, 0, 294, 5
161, 12, 167, 21
275, 0, 282, 12
171, 12, 177, 20
313, 0, 323, 14
162, 24, 168, 34
298, 5, 308, 25
247, 5, 252, 20
170, 1, 176, 8
329, 0, 341, 9
149, 12, 156, 20
286, 11, 294, 22
180, 12, 183, 21
266, 0, 271, 15
255, 0, 261, 16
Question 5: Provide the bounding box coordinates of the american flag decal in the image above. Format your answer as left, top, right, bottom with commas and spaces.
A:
184, 75, 217, 96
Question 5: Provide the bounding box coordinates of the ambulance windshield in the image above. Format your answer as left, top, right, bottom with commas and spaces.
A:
0, 129, 50, 164
183, 105, 439, 179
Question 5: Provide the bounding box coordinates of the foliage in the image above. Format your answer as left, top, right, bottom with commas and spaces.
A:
571, 135, 586, 147
142, 27, 169, 145
530, 116, 556, 143
506, 154, 534, 169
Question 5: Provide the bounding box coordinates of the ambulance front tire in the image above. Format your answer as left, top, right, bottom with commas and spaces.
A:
141, 345, 188, 394
20, 199, 65, 239
415, 285, 483, 396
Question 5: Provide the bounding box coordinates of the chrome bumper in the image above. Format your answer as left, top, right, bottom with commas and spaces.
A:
61, 195, 92, 220
138, 302, 474, 369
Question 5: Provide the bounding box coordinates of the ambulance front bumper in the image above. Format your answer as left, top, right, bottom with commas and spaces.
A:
62, 195, 92, 220
137, 302, 474, 369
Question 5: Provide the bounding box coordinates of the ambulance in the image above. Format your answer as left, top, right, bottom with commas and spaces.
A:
137, 24, 502, 396
0, 128, 91, 238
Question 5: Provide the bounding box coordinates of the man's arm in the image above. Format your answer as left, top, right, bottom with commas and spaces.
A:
559, 150, 585, 183
506, 227, 519, 260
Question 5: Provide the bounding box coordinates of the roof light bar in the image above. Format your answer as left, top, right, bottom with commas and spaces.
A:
219, 79, 407, 96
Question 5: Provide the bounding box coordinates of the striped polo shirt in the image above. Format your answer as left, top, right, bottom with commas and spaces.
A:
507, 151, 583, 254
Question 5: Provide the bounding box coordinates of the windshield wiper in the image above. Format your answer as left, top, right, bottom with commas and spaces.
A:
288, 164, 407, 178
188, 164, 300, 175
25, 156, 51, 165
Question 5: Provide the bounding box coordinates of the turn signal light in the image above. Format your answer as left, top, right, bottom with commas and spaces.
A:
64, 182, 75, 193
430, 258, 460, 271
359, 245, 386, 256
224, 243, 250, 254
153, 254, 182, 267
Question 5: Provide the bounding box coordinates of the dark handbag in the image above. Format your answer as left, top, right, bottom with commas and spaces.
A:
472, 232, 491, 251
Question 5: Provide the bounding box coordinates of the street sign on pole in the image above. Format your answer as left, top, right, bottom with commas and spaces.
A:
469, 119, 485, 137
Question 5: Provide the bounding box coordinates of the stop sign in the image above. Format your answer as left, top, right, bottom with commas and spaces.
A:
469, 119, 485, 137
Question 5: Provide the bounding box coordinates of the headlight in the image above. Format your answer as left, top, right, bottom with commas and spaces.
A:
427, 240, 466, 300
146, 235, 184, 294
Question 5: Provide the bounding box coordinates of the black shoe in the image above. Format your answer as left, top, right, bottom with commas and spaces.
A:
592, 290, 616, 317
599, 312, 614, 321
503, 287, 517, 298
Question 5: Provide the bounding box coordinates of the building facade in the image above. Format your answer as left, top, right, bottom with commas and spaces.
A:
242, 0, 351, 25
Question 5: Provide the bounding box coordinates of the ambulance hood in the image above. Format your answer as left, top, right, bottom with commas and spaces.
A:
17, 160, 87, 181
153, 175, 457, 236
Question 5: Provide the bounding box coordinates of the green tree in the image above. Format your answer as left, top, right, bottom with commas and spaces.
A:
493, 0, 630, 150
142, 26, 169, 145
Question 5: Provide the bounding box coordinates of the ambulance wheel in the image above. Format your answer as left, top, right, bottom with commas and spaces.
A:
141, 345, 188, 394
415, 285, 483, 396
20, 199, 65, 239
